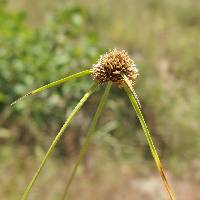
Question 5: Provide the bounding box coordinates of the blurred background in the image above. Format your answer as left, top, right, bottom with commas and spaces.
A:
0, 0, 200, 199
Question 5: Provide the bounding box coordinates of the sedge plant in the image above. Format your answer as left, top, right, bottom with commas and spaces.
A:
11, 49, 175, 200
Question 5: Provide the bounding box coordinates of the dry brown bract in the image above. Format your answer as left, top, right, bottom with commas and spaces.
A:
92, 49, 139, 86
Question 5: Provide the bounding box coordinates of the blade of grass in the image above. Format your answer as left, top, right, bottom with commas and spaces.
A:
123, 76, 175, 200
62, 82, 112, 200
20, 83, 98, 200
11, 69, 93, 106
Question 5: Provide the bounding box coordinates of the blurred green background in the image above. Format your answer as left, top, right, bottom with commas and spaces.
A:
0, 0, 200, 199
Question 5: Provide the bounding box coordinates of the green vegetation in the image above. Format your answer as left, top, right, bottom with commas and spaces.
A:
0, 0, 200, 199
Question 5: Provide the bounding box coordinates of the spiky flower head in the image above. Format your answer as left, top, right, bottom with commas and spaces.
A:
92, 49, 139, 86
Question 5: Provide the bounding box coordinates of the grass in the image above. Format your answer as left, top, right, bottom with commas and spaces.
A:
12, 50, 175, 200
61, 82, 112, 199
20, 82, 97, 200
123, 81, 175, 200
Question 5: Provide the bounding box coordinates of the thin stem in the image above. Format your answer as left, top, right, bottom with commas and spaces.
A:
20, 83, 98, 200
62, 82, 112, 200
123, 83, 175, 200
11, 69, 93, 106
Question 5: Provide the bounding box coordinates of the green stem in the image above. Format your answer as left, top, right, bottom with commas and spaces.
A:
20, 83, 98, 200
62, 82, 112, 200
11, 69, 93, 106
124, 84, 175, 200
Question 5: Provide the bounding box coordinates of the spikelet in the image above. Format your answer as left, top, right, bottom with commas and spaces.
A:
92, 49, 139, 86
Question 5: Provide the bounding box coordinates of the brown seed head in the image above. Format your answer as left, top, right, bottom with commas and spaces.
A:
92, 49, 139, 86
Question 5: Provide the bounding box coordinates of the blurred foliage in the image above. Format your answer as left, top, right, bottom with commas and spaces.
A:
97, 0, 200, 165
0, 0, 200, 199
0, 1, 104, 155
0, 0, 200, 167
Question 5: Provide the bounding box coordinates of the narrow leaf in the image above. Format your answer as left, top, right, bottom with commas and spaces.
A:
20, 83, 98, 200
123, 80, 175, 200
62, 82, 112, 200
11, 69, 93, 106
